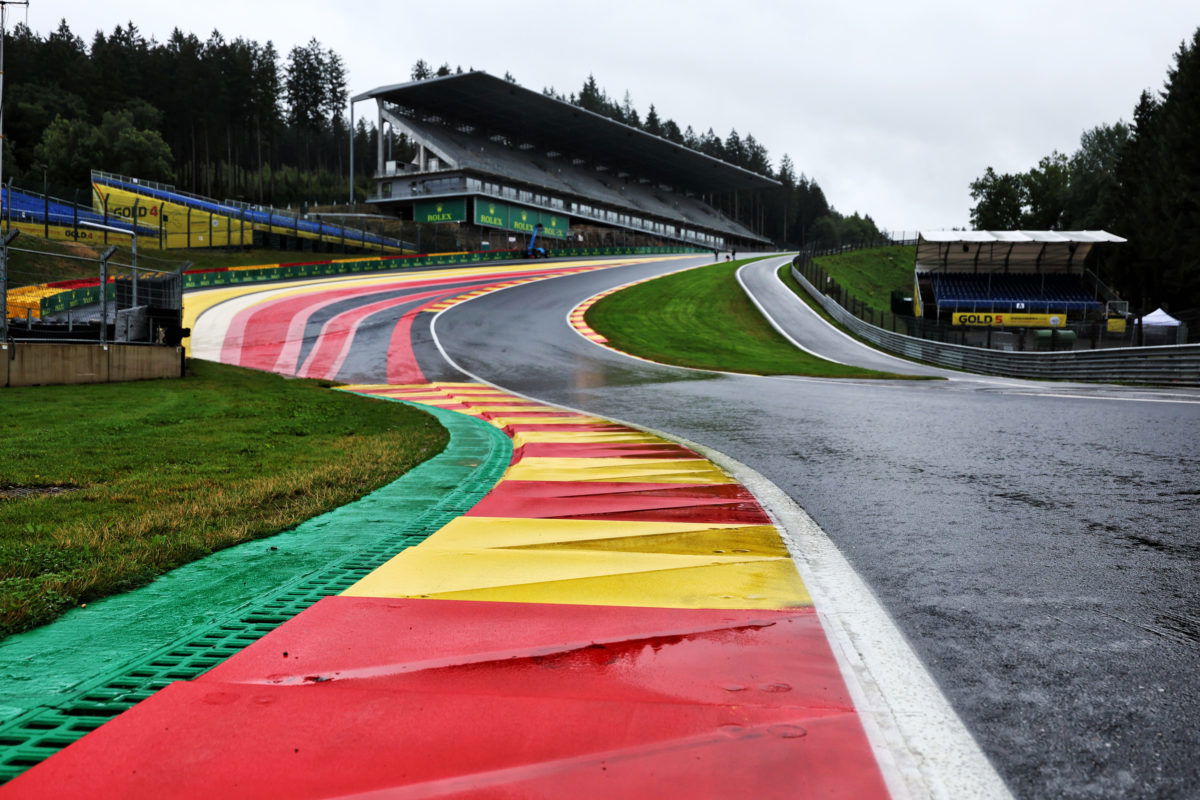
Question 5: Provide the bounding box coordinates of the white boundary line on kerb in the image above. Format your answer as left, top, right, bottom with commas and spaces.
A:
428, 275, 1015, 800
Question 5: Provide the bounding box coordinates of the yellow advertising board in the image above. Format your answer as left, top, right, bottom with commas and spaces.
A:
1106, 317, 1127, 334
8, 220, 135, 246
951, 312, 1067, 328
91, 183, 252, 248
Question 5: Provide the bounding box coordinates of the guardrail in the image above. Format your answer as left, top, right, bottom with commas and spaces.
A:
790, 263, 1200, 386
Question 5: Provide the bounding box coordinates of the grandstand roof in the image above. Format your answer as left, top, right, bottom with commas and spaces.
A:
916, 230, 1126, 273
353, 72, 779, 194
919, 231, 1127, 244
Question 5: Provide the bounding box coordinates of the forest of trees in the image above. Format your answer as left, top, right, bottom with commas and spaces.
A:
3, 20, 882, 246
3, 20, 372, 207
968, 27, 1199, 315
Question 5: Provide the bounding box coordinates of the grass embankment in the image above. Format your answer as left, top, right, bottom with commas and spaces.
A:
6, 233, 335, 287
813, 245, 916, 313
584, 258, 909, 378
0, 360, 448, 637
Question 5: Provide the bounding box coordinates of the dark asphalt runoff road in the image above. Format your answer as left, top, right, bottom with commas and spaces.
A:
431, 254, 1200, 800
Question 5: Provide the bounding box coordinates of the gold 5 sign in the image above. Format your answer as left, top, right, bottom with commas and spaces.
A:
952, 312, 1067, 328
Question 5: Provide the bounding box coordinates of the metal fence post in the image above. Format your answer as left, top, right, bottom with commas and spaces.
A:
99, 245, 116, 345
0, 229, 18, 341
131, 198, 139, 308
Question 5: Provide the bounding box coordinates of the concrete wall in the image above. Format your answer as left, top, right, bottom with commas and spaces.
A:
1, 343, 183, 387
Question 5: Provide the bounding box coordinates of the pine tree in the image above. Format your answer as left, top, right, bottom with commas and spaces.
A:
644, 104, 662, 136
411, 59, 432, 80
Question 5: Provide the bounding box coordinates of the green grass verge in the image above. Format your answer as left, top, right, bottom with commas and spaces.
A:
584, 258, 910, 378
0, 360, 448, 637
813, 245, 916, 313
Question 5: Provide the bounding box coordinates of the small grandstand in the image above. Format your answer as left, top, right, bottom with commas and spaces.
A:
90, 172, 410, 253
2, 186, 157, 243
914, 231, 1127, 336
0, 176, 411, 254
351, 72, 777, 251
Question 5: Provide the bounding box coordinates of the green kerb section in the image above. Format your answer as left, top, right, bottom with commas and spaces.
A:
0, 399, 511, 783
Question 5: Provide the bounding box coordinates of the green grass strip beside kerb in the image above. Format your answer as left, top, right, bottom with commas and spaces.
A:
584, 258, 912, 379
0, 399, 511, 783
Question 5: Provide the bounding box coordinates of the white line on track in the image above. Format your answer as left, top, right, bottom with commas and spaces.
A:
1007, 391, 1200, 405
429, 273, 1015, 800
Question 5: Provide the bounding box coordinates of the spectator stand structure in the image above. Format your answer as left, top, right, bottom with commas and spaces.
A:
0, 186, 157, 248
912, 230, 1129, 351
350, 71, 776, 254
89, 172, 411, 255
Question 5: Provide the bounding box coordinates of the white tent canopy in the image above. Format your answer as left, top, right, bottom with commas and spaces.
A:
1141, 308, 1181, 326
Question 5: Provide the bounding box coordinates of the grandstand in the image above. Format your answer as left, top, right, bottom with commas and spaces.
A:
2, 186, 157, 244
0, 177, 411, 254
351, 72, 776, 250
914, 231, 1126, 327
90, 172, 410, 253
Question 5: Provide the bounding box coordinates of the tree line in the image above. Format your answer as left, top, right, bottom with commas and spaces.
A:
968, 27, 1199, 314
2, 18, 883, 247
3, 20, 372, 208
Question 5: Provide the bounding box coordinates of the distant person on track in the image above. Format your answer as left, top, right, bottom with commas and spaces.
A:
731, 249, 738, 261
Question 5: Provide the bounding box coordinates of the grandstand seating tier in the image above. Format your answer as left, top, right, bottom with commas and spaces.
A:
91, 175, 407, 252
930, 272, 1103, 313
2, 187, 158, 237
394, 115, 757, 240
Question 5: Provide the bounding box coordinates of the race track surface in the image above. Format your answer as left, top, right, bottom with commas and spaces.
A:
432, 255, 1200, 799
6, 254, 1196, 799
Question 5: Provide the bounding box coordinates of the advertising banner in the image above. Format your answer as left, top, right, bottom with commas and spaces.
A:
510, 206, 538, 234
414, 198, 467, 223
474, 199, 510, 229
952, 312, 1067, 328
471, 197, 568, 237
537, 211, 569, 238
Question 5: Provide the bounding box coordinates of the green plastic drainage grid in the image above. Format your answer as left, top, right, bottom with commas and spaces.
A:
0, 399, 512, 783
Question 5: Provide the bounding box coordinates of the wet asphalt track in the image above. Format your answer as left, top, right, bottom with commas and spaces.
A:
430, 254, 1200, 800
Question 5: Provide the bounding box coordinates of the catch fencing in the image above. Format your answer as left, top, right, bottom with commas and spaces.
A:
2, 236, 186, 346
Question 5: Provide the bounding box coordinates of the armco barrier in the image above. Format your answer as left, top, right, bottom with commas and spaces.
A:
38, 246, 705, 314
790, 264, 1200, 386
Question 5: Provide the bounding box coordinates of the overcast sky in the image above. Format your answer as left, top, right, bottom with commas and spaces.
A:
17, 1, 1198, 232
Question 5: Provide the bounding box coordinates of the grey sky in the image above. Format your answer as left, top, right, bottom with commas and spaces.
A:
18, 0, 1199, 233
